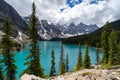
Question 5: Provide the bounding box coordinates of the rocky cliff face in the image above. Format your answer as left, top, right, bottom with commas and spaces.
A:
0, 0, 27, 36
0, 0, 28, 44
38, 20, 63, 40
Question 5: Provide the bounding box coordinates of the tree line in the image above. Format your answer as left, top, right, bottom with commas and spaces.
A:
101, 22, 120, 66
0, 2, 120, 80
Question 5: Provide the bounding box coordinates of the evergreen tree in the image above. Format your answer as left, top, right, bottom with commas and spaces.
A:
0, 60, 4, 80
96, 43, 100, 65
108, 30, 119, 65
101, 22, 112, 64
74, 43, 82, 70
49, 50, 56, 77
1, 17, 17, 80
24, 3, 44, 77
59, 43, 66, 75
83, 44, 91, 68
66, 53, 69, 72
0, 66, 4, 80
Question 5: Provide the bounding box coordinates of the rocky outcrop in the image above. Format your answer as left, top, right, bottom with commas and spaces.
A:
0, 30, 28, 50
21, 69, 120, 80
21, 74, 46, 80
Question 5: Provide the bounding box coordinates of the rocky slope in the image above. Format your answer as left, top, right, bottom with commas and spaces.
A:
0, 0, 27, 35
0, 0, 28, 43
21, 68, 120, 80
0, 30, 28, 50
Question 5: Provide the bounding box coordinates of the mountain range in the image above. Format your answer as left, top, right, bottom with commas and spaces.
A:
23, 17, 99, 40
0, 0, 107, 42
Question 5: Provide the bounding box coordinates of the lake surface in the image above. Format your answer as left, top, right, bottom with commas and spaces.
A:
3, 41, 103, 79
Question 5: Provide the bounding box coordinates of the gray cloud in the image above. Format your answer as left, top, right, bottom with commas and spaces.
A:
4, 0, 120, 26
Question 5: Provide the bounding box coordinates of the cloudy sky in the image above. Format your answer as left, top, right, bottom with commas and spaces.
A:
4, 0, 120, 26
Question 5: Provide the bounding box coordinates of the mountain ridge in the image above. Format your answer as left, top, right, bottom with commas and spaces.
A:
23, 17, 99, 40
62, 19, 120, 46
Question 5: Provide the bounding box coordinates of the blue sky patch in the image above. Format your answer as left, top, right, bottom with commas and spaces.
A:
67, 0, 82, 8
90, 0, 98, 4
60, 0, 109, 12
60, 0, 82, 12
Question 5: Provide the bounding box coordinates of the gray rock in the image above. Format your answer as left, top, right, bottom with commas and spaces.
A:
0, 0, 27, 37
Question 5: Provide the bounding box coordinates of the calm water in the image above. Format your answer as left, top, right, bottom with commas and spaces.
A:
2, 41, 103, 79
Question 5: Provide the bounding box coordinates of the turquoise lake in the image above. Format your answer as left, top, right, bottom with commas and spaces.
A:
2, 41, 103, 79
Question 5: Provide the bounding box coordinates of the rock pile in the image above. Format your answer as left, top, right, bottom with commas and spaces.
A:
21, 69, 120, 80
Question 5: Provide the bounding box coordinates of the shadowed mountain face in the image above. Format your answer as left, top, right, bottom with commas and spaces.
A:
62, 19, 120, 46
0, 0, 27, 36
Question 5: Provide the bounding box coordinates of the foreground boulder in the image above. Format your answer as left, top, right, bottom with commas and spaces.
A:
20, 74, 46, 80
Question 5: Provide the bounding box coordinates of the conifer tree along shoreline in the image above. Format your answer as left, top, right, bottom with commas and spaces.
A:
49, 50, 56, 77
101, 22, 120, 66
0, 60, 4, 80
59, 43, 66, 75
108, 30, 119, 65
101, 22, 112, 64
1, 17, 17, 80
66, 53, 69, 72
96, 43, 100, 65
74, 43, 82, 70
83, 44, 91, 69
24, 3, 45, 77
